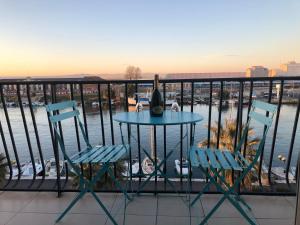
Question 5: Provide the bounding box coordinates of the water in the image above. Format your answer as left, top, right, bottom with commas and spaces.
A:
0, 104, 299, 178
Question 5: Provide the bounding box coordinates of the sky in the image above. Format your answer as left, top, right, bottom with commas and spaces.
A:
0, 0, 300, 78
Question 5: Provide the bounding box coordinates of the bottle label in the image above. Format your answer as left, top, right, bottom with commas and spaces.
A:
152, 106, 163, 115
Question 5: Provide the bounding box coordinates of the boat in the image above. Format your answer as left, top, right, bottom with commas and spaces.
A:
174, 159, 190, 176
122, 158, 140, 177
45, 158, 64, 177
6, 102, 16, 107
21, 161, 43, 177
271, 167, 295, 182
32, 102, 44, 107
128, 92, 151, 106
142, 157, 161, 175
128, 92, 176, 106
141, 126, 163, 175
91, 101, 99, 107
166, 99, 176, 106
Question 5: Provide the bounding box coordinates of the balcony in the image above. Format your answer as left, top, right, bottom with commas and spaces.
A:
0, 192, 296, 225
0, 76, 300, 224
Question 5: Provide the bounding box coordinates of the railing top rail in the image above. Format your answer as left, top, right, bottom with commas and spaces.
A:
1, 76, 300, 85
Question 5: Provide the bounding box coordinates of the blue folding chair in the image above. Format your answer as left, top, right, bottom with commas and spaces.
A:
46, 100, 132, 225
189, 100, 277, 225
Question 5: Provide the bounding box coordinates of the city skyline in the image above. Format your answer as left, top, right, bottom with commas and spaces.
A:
0, 0, 300, 78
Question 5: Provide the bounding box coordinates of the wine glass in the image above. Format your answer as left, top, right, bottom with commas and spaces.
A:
171, 101, 180, 112
135, 102, 143, 112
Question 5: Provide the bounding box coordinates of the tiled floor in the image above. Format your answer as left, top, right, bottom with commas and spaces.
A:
0, 191, 296, 225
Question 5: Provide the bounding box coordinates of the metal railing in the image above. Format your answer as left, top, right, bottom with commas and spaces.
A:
0, 76, 299, 196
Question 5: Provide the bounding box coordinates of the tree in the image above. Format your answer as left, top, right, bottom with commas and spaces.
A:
71, 161, 126, 189
0, 153, 7, 184
216, 89, 230, 100
125, 66, 142, 80
199, 118, 260, 189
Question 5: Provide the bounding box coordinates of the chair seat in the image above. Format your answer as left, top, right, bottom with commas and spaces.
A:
71, 144, 129, 164
189, 146, 250, 171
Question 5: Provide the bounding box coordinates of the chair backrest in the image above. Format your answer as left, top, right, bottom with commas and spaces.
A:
45, 100, 91, 158
235, 100, 277, 163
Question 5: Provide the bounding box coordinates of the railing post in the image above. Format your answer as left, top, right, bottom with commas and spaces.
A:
295, 151, 300, 225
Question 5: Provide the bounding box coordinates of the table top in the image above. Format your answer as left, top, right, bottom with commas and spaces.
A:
113, 110, 203, 125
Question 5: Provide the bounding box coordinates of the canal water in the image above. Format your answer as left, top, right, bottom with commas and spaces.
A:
0, 104, 299, 178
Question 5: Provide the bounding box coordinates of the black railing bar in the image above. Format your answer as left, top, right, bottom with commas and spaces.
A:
0, 84, 21, 180
70, 84, 83, 174
70, 84, 82, 151
51, 84, 62, 196
43, 84, 56, 157
54, 86, 70, 189
286, 96, 300, 185
26, 84, 46, 184
134, 83, 142, 183
16, 84, 37, 186
79, 83, 92, 180
238, 82, 244, 141
206, 81, 213, 183
154, 125, 157, 194
268, 80, 284, 184
190, 82, 194, 144
233, 81, 242, 186
163, 82, 167, 189
180, 82, 184, 184
243, 80, 254, 157
237, 81, 244, 192
233, 82, 241, 150
216, 81, 223, 149
121, 84, 132, 187
207, 82, 213, 148
97, 84, 105, 145
189, 81, 195, 191
43, 84, 56, 181
0, 119, 13, 187
1, 76, 300, 85
79, 84, 89, 141
107, 83, 115, 145
258, 80, 273, 186
107, 83, 117, 178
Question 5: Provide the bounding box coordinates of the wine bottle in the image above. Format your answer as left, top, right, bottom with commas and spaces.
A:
150, 74, 164, 117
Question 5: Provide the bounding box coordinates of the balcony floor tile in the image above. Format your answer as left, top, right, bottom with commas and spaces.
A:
0, 192, 38, 212
111, 194, 157, 216
0, 212, 16, 225
157, 194, 204, 217
243, 195, 295, 219
5, 212, 57, 225
0, 192, 296, 225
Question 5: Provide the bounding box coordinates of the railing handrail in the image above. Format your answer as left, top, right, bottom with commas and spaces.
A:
0, 76, 299, 195
1, 75, 300, 85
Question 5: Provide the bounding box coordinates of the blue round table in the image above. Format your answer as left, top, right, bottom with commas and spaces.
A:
114, 110, 203, 126
113, 110, 203, 194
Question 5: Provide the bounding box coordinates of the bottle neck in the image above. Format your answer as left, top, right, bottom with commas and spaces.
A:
154, 75, 159, 89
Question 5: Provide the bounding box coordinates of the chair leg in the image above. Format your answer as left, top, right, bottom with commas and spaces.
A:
199, 167, 257, 225
107, 168, 132, 201
191, 182, 211, 206
56, 191, 86, 223
90, 191, 119, 225
200, 195, 227, 225
226, 194, 257, 225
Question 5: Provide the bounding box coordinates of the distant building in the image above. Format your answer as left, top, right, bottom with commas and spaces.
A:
280, 61, 300, 76
0, 76, 104, 95
246, 66, 269, 77
165, 72, 245, 90
269, 69, 286, 77
165, 72, 245, 80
